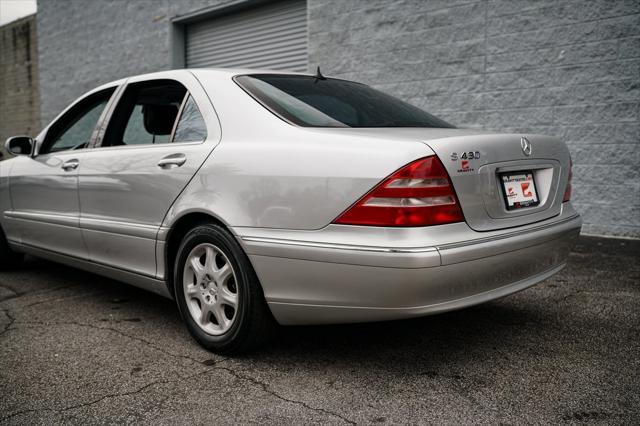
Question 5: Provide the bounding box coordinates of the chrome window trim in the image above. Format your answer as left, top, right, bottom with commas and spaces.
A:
170, 92, 190, 142
92, 77, 129, 149
88, 82, 127, 149
74, 139, 206, 153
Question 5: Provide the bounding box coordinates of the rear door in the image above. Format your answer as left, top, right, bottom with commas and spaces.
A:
6, 87, 117, 258
78, 72, 221, 278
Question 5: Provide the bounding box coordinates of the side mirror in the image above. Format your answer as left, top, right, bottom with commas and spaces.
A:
5, 136, 34, 156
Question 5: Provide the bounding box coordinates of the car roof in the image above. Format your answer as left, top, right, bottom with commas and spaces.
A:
189, 67, 311, 77
126, 67, 310, 82
93, 68, 315, 92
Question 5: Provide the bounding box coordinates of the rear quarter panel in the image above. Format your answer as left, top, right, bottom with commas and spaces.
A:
162, 72, 434, 231
163, 128, 433, 230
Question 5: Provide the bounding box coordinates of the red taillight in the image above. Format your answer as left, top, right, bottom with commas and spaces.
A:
333, 156, 465, 227
563, 157, 573, 202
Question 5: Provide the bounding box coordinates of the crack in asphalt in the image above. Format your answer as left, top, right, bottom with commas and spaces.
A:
211, 365, 357, 425
9, 319, 206, 365
4, 317, 356, 424
2, 335, 355, 425
21, 291, 107, 310
0, 359, 229, 422
0, 308, 15, 337
445, 374, 498, 414
0, 286, 17, 302
0, 283, 84, 304
2, 278, 349, 424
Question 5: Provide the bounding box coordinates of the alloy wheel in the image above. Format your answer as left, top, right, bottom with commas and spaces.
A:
182, 243, 239, 335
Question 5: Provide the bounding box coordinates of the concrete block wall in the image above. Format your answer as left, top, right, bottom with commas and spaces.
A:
36, 0, 639, 237
0, 15, 40, 157
36, 0, 230, 125
309, 0, 640, 237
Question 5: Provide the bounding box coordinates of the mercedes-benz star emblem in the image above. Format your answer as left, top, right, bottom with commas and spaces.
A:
520, 137, 532, 156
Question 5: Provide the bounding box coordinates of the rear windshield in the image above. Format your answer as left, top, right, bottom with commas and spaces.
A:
235, 74, 455, 128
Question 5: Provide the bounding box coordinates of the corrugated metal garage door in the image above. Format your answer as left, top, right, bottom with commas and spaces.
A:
185, 0, 307, 71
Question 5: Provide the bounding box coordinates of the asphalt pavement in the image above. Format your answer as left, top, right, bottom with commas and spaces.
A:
1, 236, 638, 424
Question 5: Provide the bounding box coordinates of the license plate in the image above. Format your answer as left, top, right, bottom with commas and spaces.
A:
500, 171, 539, 210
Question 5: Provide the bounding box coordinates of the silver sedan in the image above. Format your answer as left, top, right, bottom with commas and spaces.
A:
1, 69, 581, 353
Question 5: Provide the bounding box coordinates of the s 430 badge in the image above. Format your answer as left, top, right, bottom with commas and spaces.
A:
450, 151, 480, 161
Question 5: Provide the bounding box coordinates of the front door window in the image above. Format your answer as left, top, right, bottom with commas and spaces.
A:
41, 89, 115, 154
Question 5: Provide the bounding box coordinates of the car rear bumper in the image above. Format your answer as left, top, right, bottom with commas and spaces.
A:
235, 205, 582, 325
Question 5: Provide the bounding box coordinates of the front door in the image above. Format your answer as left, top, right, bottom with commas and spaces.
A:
78, 74, 220, 278
7, 88, 116, 258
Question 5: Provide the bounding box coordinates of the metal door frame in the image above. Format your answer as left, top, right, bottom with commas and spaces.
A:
170, 0, 303, 69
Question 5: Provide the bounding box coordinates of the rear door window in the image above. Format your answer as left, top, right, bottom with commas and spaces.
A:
122, 104, 173, 145
102, 80, 206, 147
173, 95, 207, 142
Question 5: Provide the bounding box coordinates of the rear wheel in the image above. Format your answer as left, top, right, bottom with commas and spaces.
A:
0, 226, 24, 270
173, 223, 275, 354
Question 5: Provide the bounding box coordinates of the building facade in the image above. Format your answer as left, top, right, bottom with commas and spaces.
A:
14, 0, 640, 237
0, 14, 40, 158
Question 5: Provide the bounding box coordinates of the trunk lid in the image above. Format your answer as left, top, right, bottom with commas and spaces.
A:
306, 128, 571, 232
421, 131, 570, 231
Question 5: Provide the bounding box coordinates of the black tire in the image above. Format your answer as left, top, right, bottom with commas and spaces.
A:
0, 226, 24, 270
173, 223, 276, 354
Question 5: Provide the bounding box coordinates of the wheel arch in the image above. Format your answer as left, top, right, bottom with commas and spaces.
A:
163, 211, 233, 297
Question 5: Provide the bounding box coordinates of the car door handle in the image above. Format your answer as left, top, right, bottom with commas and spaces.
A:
61, 159, 79, 171
157, 154, 186, 169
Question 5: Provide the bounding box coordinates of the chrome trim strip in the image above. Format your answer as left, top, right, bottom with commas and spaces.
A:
80, 216, 158, 231
436, 214, 581, 251
80, 216, 158, 239
4, 210, 78, 227
157, 226, 170, 241
3, 211, 159, 240
242, 214, 581, 255
241, 236, 438, 254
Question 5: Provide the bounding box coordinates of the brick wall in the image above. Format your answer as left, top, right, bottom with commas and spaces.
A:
309, 0, 640, 237
0, 15, 40, 158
